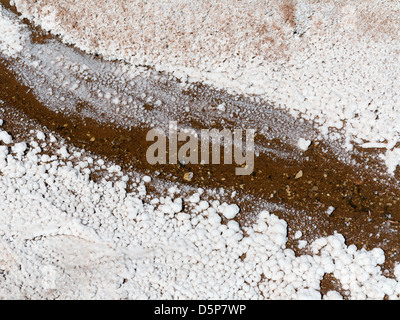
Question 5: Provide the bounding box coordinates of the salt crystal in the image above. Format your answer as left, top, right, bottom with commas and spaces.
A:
222, 204, 240, 219
12, 142, 27, 154
298, 138, 312, 151
0, 131, 12, 144
36, 131, 46, 141
294, 231, 302, 240
142, 175, 151, 183
326, 206, 335, 216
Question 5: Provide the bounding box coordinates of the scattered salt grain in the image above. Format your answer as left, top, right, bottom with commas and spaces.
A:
298, 138, 312, 152
57, 146, 69, 158
217, 103, 226, 112
326, 206, 336, 216
2, 1, 400, 300
142, 175, 151, 183
36, 131, 46, 140
294, 231, 303, 240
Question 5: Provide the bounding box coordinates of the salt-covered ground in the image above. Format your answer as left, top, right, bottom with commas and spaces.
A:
1, 112, 400, 300
1, 0, 400, 300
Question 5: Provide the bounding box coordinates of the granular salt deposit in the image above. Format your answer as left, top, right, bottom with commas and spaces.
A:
0, 125, 399, 299
0, 4, 25, 56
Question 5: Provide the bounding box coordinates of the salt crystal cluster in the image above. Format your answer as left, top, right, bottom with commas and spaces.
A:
0, 5, 25, 56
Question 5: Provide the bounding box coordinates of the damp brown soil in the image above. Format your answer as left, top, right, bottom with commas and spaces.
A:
2, 0, 400, 296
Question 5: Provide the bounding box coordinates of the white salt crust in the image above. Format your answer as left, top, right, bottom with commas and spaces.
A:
0, 126, 400, 299
8, 0, 400, 173
0, 5, 25, 56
